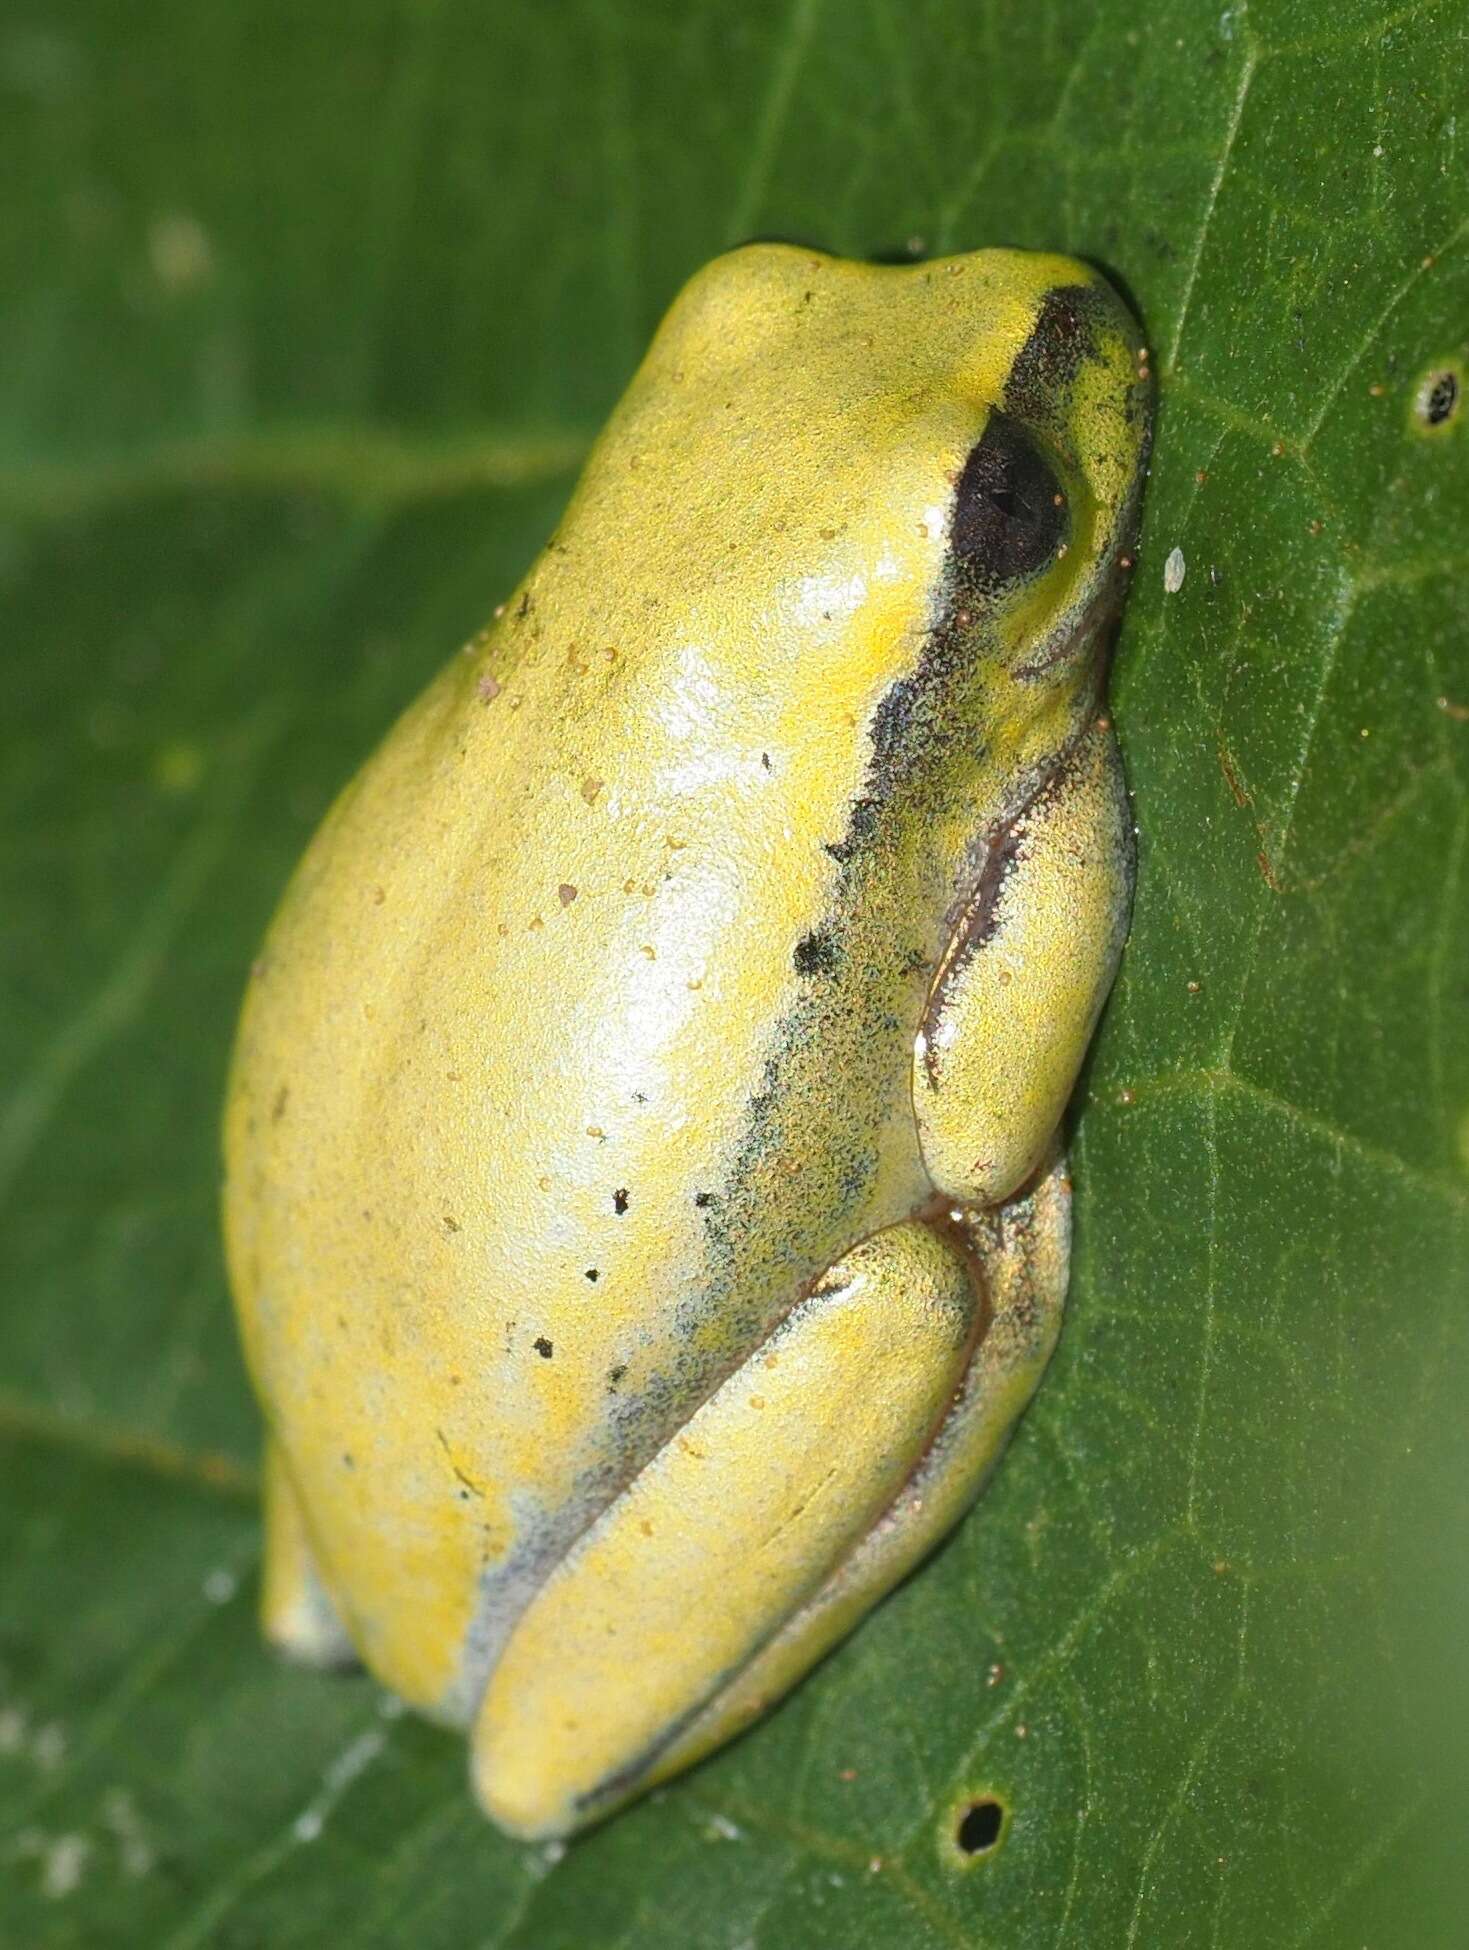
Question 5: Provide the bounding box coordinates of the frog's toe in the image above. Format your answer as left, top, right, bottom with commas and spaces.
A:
260, 1440, 361, 1672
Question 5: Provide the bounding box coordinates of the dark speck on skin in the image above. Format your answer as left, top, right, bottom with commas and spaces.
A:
534, 1336, 554, 1359
694, 1191, 715, 1208
793, 928, 842, 977
585, 1268, 600, 1283
613, 1188, 629, 1214
607, 1364, 627, 1388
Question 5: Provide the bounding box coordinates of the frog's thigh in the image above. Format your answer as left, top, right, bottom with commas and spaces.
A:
470, 1220, 985, 1841
260, 1440, 360, 1671
915, 718, 1132, 1206
644, 1148, 1070, 1795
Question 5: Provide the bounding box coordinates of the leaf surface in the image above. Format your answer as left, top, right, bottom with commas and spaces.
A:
3, 2, 1467, 1942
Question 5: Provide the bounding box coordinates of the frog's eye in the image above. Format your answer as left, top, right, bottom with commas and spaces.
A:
950, 412, 1067, 586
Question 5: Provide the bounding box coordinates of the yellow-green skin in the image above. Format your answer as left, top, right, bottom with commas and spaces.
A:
223, 244, 1149, 1840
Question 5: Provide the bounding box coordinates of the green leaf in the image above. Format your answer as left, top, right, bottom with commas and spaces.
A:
4, 1, 1467, 1941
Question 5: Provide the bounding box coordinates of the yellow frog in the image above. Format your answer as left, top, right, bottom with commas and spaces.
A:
223, 243, 1150, 1839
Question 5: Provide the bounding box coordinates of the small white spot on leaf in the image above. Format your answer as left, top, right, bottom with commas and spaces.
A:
101, 1788, 155, 1879
147, 212, 213, 292
31, 1722, 65, 1770
202, 1567, 238, 1605
41, 1833, 91, 1899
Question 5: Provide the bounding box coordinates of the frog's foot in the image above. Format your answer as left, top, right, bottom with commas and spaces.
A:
467, 1178, 1064, 1840
260, 1440, 361, 1671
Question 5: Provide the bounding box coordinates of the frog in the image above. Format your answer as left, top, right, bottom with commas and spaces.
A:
222, 241, 1150, 1841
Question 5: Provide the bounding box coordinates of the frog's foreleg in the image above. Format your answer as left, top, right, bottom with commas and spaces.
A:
260, 1439, 360, 1670
468, 1220, 985, 1841
914, 714, 1133, 1207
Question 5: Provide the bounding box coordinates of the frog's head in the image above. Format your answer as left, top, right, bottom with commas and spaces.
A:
569, 243, 1150, 796
922, 255, 1152, 756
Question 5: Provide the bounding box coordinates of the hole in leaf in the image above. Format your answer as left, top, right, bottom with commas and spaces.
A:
954, 1797, 1004, 1857
1413, 364, 1462, 432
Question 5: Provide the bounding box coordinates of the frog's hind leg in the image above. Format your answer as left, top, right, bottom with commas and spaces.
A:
620, 1149, 1070, 1802
260, 1440, 360, 1671
468, 1217, 993, 1840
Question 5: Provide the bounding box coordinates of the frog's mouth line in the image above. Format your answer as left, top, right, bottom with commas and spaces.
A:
1011, 542, 1134, 681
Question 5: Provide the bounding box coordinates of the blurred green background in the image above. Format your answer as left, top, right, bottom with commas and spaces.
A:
3, 1, 1468, 1944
